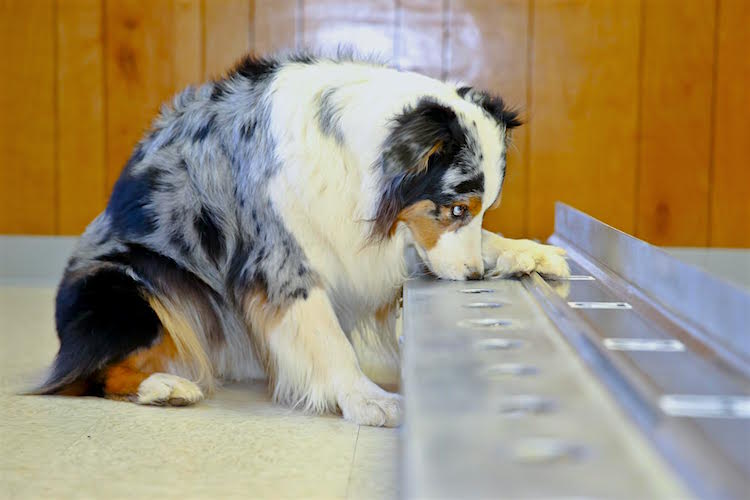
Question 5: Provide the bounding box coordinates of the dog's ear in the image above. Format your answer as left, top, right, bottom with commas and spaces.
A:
457, 86, 521, 129
372, 100, 460, 242
381, 99, 460, 177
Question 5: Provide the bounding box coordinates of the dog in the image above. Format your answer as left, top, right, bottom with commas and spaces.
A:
34, 52, 569, 427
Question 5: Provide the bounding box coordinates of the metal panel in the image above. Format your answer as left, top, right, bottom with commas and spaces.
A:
551, 203, 750, 368
402, 204, 750, 499
401, 278, 686, 499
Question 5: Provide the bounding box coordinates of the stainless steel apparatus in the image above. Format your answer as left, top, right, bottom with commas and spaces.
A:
402, 203, 750, 499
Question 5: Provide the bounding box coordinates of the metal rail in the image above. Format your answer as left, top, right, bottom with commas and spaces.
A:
401, 203, 750, 499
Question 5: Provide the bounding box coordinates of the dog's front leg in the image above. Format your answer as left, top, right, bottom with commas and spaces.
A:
267, 288, 402, 427
481, 230, 570, 278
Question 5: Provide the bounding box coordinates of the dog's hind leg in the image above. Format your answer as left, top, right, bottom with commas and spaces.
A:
257, 288, 403, 427
37, 257, 213, 405
100, 332, 204, 406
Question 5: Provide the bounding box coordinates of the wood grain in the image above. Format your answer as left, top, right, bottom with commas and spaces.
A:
636, 0, 715, 246
203, 0, 252, 79
397, 0, 444, 79
1, 0, 749, 245
448, 0, 529, 238
710, 0, 750, 247
0, 0, 57, 234
254, 0, 298, 53
302, 0, 396, 60
104, 0, 177, 190
173, 0, 203, 88
56, 0, 106, 234
528, 0, 640, 239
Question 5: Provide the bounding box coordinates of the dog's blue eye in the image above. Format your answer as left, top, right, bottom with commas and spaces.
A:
452, 205, 467, 218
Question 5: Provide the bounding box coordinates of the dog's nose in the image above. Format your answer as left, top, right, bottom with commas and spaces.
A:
466, 270, 483, 281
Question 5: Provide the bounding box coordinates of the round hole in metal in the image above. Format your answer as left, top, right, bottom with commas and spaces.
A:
510, 439, 590, 464
463, 301, 504, 309
497, 395, 557, 417
458, 318, 514, 329
475, 338, 523, 351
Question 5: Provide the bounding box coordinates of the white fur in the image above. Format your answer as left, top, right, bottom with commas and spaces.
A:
214, 61, 566, 425
426, 216, 486, 279
266, 288, 402, 426
482, 231, 570, 278
137, 373, 205, 406
267, 61, 507, 311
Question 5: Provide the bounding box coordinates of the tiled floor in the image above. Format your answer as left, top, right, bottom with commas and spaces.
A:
0, 287, 399, 499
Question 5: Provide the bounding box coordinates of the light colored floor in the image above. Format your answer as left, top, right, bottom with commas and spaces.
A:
0, 286, 399, 499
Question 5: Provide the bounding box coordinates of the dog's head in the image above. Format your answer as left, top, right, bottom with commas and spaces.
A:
373, 87, 520, 280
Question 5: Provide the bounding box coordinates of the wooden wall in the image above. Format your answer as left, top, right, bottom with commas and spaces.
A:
1, 0, 748, 246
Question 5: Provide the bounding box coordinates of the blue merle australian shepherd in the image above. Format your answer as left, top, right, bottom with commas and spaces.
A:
36, 53, 569, 426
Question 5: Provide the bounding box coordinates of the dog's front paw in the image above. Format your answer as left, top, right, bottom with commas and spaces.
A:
485, 240, 569, 279
338, 377, 403, 427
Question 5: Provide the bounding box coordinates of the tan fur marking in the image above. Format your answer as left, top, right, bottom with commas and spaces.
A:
397, 195, 483, 250
103, 366, 149, 397
397, 200, 443, 249
147, 296, 214, 391
466, 196, 483, 217
242, 288, 286, 377
102, 334, 177, 398
374, 293, 400, 325
56, 379, 91, 396
415, 140, 443, 174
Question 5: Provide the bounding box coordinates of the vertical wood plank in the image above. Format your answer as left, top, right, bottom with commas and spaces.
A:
105, 0, 176, 190
528, 0, 640, 239
203, 0, 252, 79
56, 0, 106, 234
173, 0, 203, 87
0, 0, 57, 234
711, 0, 750, 247
637, 0, 715, 246
303, 0, 396, 60
254, 0, 298, 53
396, 0, 443, 79
448, 0, 529, 238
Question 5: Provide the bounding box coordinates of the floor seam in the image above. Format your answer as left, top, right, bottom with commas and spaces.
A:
345, 425, 361, 499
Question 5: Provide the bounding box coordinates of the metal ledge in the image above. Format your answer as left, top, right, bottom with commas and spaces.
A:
550, 203, 750, 368
402, 203, 750, 499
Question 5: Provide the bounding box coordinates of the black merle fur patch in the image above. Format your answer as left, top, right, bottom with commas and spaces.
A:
226, 240, 256, 300
210, 81, 228, 101
194, 206, 225, 263
240, 120, 255, 141
457, 87, 522, 129
126, 144, 146, 169
317, 88, 344, 144
453, 173, 485, 195
107, 167, 162, 237
193, 115, 216, 143
288, 52, 317, 64
233, 55, 280, 82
